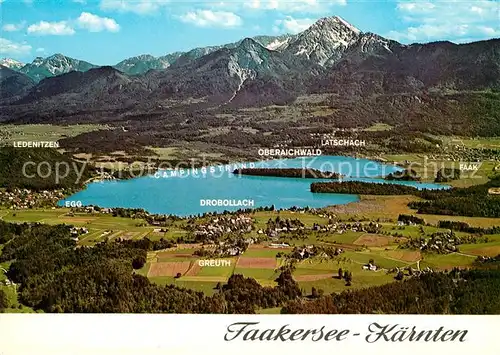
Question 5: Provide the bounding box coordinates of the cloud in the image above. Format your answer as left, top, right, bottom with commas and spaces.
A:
100, 0, 169, 15
27, 21, 75, 35
26, 13, 120, 36
0, 38, 32, 56
245, 0, 346, 13
2, 21, 26, 32
274, 16, 315, 34
396, 1, 436, 15
77, 12, 120, 32
387, 24, 500, 43
388, 0, 500, 43
36, 47, 46, 53
179, 10, 242, 28
477, 26, 500, 36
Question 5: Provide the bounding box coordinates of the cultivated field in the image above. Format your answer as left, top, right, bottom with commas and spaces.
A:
148, 261, 193, 277
353, 234, 390, 247
236, 257, 277, 269
0, 208, 189, 246
0, 124, 110, 147
2, 205, 499, 298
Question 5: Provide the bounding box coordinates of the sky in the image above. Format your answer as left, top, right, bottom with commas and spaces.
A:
0, 0, 499, 65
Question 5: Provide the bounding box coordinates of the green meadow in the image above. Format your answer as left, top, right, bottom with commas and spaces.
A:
2, 207, 499, 299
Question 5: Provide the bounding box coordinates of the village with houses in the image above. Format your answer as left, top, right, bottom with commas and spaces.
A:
0, 188, 67, 209
1, 197, 499, 305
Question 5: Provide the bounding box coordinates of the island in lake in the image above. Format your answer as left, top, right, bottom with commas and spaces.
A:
233, 168, 343, 179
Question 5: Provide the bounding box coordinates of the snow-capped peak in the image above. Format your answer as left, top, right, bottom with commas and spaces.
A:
333, 16, 361, 35
19, 54, 97, 82
306, 16, 361, 38
266, 38, 292, 51
32, 57, 45, 66
284, 16, 363, 66
0, 58, 24, 70
356, 32, 394, 53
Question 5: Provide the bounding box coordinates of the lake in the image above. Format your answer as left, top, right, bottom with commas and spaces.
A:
60, 156, 449, 216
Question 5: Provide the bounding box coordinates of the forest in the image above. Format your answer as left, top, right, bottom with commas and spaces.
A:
310, 181, 420, 195
0, 289, 8, 312
1, 219, 500, 314
437, 220, 500, 234
0, 147, 92, 190
409, 177, 500, 217
17, 90, 500, 157
282, 266, 500, 314
0, 221, 301, 313
435, 168, 461, 183
312, 177, 500, 218
385, 168, 421, 181
397, 214, 425, 225
409, 196, 500, 217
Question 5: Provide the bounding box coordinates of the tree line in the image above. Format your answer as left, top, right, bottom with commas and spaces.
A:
282, 265, 500, 314
0, 221, 301, 313
435, 168, 461, 183
312, 177, 500, 218
311, 181, 420, 195
398, 214, 425, 225
0, 289, 8, 312
385, 168, 421, 181
409, 177, 500, 217
437, 220, 500, 234
234, 168, 342, 179
0, 147, 92, 190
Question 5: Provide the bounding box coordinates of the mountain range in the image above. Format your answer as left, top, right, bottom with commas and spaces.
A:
0, 66, 35, 100
1, 16, 499, 129
1, 16, 402, 81
0, 58, 25, 71
15, 54, 98, 82
1, 33, 295, 81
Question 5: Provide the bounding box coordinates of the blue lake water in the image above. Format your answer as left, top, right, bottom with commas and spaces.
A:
60, 156, 449, 216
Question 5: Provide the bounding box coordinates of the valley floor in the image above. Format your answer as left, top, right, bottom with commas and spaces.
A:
1, 200, 498, 309
1, 124, 500, 313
